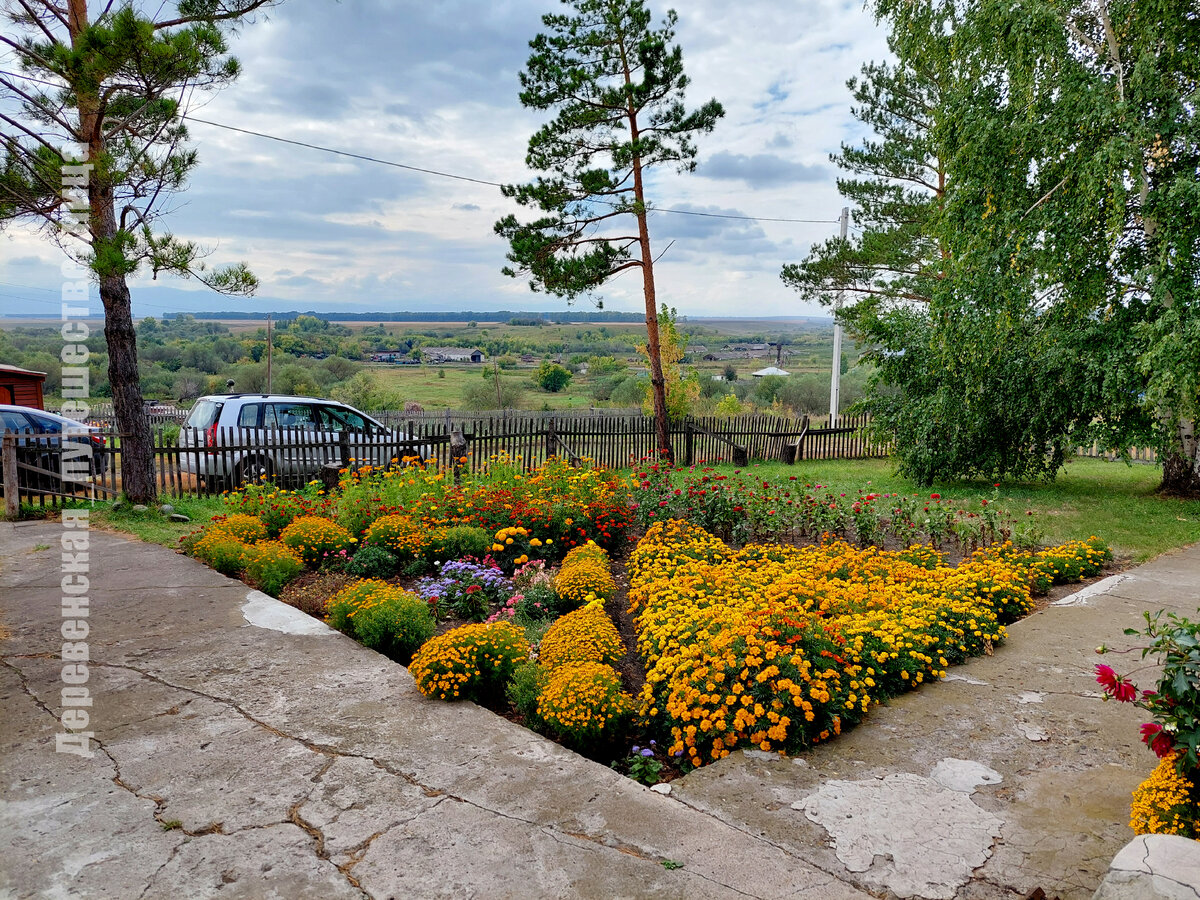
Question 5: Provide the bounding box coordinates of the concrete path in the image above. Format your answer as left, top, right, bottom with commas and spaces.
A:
0, 520, 1193, 899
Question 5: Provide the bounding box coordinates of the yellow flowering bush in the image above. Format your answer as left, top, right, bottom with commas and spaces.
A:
553, 542, 617, 609
409, 622, 529, 703
537, 661, 634, 748
364, 514, 430, 562
280, 515, 356, 566
539, 604, 625, 670
211, 513, 268, 545
1130, 752, 1199, 840
192, 529, 253, 577
243, 541, 304, 596
629, 520, 1046, 769
325, 579, 435, 665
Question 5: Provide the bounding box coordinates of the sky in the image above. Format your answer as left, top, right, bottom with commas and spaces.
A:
0, 0, 890, 319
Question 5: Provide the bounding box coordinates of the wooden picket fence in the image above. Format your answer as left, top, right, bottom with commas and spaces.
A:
3, 412, 888, 509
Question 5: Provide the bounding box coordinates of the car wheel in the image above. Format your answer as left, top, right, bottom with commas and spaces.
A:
235, 456, 274, 487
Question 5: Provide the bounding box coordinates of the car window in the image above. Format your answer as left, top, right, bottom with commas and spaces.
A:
237, 403, 261, 428
261, 404, 279, 429
268, 403, 317, 429
26, 414, 62, 434
0, 411, 33, 432
184, 399, 222, 429
318, 406, 368, 432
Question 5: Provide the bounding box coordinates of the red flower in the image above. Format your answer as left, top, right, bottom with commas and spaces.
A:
1113, 680, 1137, 703
1140, 723, 1175, 758
930, 493, 941, 500
1095, 663, 1119, 692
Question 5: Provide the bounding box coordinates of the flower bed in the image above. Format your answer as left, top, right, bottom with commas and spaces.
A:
629, 519, 1111, 769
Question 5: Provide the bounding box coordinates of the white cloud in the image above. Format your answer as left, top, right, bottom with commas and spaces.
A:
0, 0, 890, 318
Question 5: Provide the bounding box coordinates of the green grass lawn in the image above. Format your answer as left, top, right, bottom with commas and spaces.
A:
50, 457, 1199, 565
718, 457, 1200, 564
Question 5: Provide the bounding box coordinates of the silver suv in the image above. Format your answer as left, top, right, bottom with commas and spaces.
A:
179, 394, 422, 487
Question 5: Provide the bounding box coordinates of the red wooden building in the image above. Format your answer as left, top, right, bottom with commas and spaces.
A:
0, 364, 47, 409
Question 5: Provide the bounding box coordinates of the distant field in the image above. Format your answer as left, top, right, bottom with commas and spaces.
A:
369, 364, 602, 410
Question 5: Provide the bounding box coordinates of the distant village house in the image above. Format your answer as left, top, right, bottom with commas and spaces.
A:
421, 347, 486, 364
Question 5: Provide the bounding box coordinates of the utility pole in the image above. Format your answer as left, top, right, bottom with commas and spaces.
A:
829, 206, 848, 425
266, 314, 273, 393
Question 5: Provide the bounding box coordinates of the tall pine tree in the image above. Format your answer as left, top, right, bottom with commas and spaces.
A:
496, 0, 722, 462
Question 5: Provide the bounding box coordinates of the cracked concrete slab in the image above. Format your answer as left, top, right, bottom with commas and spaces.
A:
0, 522, 873, 900
795, 772, 1004, 899
1093, 834, 1200, 900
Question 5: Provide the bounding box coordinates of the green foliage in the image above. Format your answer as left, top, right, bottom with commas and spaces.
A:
345, 544, 399, 579
507, 660, 549, 727
427, 526, 493, 563
325, 581, 435, 665
243, 542, 305, 597
534, 362, 573, 393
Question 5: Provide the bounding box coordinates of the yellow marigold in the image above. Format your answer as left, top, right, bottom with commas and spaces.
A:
1130, 753, 1199, 840
364, 514, 429, 560
409, 622, 529, 703
539, 604, 625, 670
279, 516, 355, 566
554, 543, 616, 608
537, 661, 634, 747
213, 513, 268, 544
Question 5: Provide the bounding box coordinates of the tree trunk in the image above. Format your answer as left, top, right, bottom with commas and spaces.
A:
619, 33, 673, 465
1160, 419, 1200, 496
71, 0, 155, 503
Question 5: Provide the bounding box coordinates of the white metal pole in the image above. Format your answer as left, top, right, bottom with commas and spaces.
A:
829, 206, 848, 425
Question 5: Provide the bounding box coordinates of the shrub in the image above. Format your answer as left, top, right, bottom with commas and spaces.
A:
280, 516, 356, 566
538, 604, 625, 670
409, 622, 530, 703
364, 514, 429, 563
192, 530, 252, 576
507, 660, 549, 727
553, 542, 616, 610
345, 544, 399, 579
224, 481, 329, 537
212, 513, 267, 544
1130, 753, 1198, 839
537, 662, 634, 748
325, 579, 435, 665
428, 525, 493, 562
244, 541, 304, 596
515, 583, 558, 623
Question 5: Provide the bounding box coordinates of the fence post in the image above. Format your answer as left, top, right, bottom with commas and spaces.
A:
3, 433, 18, 520
450, 429, 467, 485
546, 416, 557, 460
339, 431, 352, 469
684, 419, 695, 467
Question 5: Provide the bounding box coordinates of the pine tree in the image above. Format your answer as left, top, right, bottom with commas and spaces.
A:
0, 1, 274, 502
496, 0, 722, 462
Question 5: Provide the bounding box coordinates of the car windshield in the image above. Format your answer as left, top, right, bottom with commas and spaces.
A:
185, 399, 222, 429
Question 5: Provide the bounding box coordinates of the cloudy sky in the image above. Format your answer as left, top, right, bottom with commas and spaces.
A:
1, 0, 890, 319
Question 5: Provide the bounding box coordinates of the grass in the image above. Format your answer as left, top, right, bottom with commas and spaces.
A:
701, 457, 1200, 564
57, 495, 227, 550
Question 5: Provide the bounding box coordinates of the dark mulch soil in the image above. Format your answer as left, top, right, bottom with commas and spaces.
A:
279, 571, 356, 619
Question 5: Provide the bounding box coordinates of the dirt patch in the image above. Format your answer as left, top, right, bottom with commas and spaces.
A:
278, 571, 356, 619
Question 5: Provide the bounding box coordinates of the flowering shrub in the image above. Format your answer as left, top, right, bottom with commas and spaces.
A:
553, 542, 616, 609
210, 513, 267, 544
409, 622, 530, 703
629, 520, 1101, 769
243, 541, 304, 596
363, 514, 429, 563
337, 454, 631, 558
192, 530, 253, 576
416, 559, 513, 622
630, 464, 1033, 553
539, 604, 625, 670
279, 516, 356, 567
224, 481, 331, 537
325, 579, 434, 665
536, 661, 634, 748
1129, 753, 1198, 839
428, 525, 493, 563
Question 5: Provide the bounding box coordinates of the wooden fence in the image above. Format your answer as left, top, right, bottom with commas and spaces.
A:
3, 412, 887, 509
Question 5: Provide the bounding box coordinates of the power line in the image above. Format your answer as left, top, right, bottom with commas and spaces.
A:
182, 116, 839, 226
